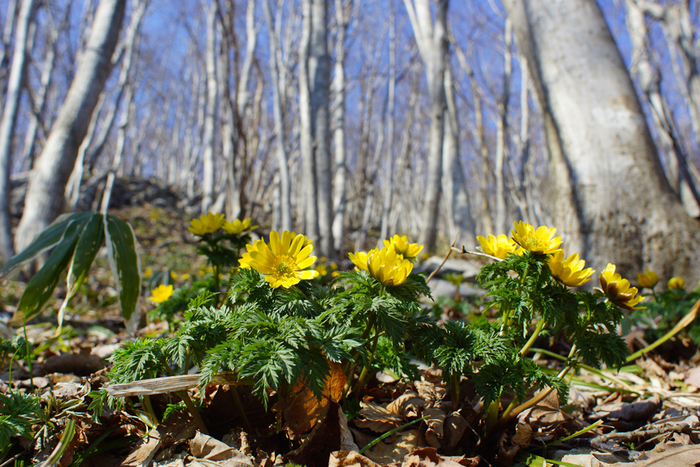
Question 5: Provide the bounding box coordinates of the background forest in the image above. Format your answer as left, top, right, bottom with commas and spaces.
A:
1, 0, 700, 282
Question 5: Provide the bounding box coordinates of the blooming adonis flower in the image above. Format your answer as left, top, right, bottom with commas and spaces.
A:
223, 217, 257, 235
238, 230, 319, 288
383, 235, 423, 261
476, 234, 519, 259
599, 263, 644, 310
668, 277, 685, 290
636, 269, 659, 289
189, 212, 225, 236
348, 251, 370, 271
149, 284, 173, 304
548, 250, 594, 287
510, 221, 562, 255
366, 245, 413, 286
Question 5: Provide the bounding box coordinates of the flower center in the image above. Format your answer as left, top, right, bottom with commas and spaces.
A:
273, 256, 298, 277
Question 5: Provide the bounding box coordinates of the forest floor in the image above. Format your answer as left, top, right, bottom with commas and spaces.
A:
2, 196, 700, 467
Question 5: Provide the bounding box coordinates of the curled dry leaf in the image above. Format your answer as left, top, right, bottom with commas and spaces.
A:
423, 406, 446, 448
387, 391, 428, 418
414, 381, 445, 403
355, 401, 404, 433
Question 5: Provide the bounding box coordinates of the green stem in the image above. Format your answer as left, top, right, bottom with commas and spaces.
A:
353, 331, 382, 398
626, 297, 700, 363
175, 390, 208, 434
519, 318, 547, 357
484, 400, 500, 434
229, 385, 253, 434
343, 313, 378, 396
450, 373, 460, 411
23, 323, 34, 392
141, 395, 158, 423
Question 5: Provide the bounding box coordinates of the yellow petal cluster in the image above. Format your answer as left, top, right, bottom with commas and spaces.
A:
510, 221, 562, 255
383, 235, 423, 261
636, 269, 658, 289
599, 263, 644, 310
238, 230, 319, 288
189, 212, 225, 236
223, 218, 257, 235
349, 251, 370, 271
348, 245, 413, 286
476, 234, 519, 259
149, 284, 173, 304
668, 277, 685, 290
548, 250, 594, 287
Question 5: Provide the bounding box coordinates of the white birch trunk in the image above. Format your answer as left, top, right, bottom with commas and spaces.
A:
0, 0, 36, 263
201, 0, 219, 214
331, 0, 350, 252
403, 0, 448, 252
504, 0, 700, 283
15, 0, 126, 253
263, 0, 292, 231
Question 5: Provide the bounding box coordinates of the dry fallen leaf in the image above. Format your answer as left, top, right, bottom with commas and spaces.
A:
364, 429, 421, 465
387, 391, 428, 418
328, 451, 382, 467
355, 401, 404, 433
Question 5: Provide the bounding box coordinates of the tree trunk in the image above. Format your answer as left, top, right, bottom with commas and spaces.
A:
299, 0, 319, 241
201, 0, 219, 214
504, 0, 700, 283
403, 0, 448, 253
309, 0, 334, 257
0, 0, 36, 263
332, 0, 350, 253
263, 0, 292, 231
380, 0, 396, 243
15, 0, 126, 253
494, 18, 511, 235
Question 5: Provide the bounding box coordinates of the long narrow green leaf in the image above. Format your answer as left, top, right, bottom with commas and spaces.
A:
15, 218, 88, 322
66, 213, 105, 297
105, 214, 141, 322
0, 212, 92, 277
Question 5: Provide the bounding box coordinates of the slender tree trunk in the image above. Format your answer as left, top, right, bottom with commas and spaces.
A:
201, 0, 219, 213
309, 0, 334, 256
626, 0, 700, 218
504, 0, 700, 283
0, 0, 36, 263
263, 0, 292, 230
299, 0, 319, 241
403, 0, 449, 253
100, 85, 133, 213
332, 0, 350, 252
15, 0, 126, 253
380, 0, 396, 242
494, 18, 512, 235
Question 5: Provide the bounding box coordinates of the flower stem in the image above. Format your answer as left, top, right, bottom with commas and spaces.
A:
519, 317, 547, 357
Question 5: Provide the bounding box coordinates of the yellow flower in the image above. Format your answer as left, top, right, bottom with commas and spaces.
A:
637, 269, 658, 289
599, 263, 644, 310
170, 271, 178, 280
367, 245, 413, 286
181, 273, 190, 281
143, 267, 153, 279
315, 264, 328, 276
189, 212, 225, 236
477, 234, 519, 259
668, 277, 685, 290
510, 221, 562, 255
348, 251, 370, 271
223, 217, 257, 235
149, 284, 173, 304
383, 235, 423, 261
239, 231, 319, 288
548, 250, 594, 287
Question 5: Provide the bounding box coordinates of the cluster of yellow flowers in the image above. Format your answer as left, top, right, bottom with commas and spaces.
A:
349, 235, 423, 287
478, 221, 646, 310
188, 212, 257, 236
